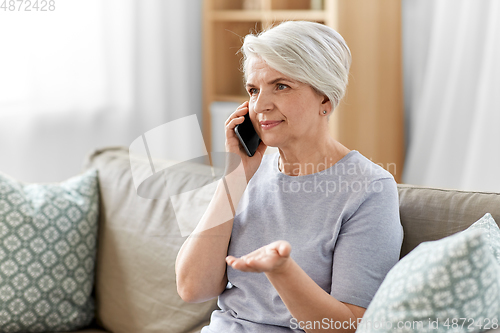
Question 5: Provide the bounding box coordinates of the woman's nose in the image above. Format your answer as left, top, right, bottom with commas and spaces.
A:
253, 90, 274, 113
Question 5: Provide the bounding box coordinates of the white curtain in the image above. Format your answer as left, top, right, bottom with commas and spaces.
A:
402, 0, 500, 192
0, 0, 202, 183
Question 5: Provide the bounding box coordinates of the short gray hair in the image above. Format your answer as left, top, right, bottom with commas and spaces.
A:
241, 21, 351, 110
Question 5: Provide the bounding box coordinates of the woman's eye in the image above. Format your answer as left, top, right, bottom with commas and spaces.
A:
277, 84, 288, 90
248, 88, 258, 95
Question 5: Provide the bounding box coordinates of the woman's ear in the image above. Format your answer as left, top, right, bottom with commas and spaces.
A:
321, 95, 333, 113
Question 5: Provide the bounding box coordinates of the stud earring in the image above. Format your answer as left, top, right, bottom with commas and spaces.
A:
322, 110, 327, 114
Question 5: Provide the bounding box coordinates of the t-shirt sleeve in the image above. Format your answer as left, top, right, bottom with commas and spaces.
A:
329, 177, 403, 309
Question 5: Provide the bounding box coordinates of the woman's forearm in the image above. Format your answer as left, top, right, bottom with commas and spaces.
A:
265, 259, 360, 333
175, 163, 248, 303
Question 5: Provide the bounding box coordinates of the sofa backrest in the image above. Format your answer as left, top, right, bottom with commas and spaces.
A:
397, 184, 500, 258
83, 146, 500, 332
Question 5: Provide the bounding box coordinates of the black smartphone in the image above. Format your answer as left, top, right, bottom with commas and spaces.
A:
234, 112, 261, 157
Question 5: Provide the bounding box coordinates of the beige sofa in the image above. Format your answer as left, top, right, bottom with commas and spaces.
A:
68, 146, 500, 333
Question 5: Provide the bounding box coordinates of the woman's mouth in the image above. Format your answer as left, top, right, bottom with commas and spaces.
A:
260, 120, 283, 130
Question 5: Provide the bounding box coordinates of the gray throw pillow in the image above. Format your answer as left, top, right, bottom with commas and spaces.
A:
0, 170, 99, 332
357, 213, 500, 333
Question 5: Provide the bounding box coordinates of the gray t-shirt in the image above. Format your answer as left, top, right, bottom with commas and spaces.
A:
202, 150, 403, 333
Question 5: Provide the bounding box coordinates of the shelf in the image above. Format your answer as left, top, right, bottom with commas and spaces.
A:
210, 10, 326, 22
263, 10, 325, 21
210, 10, 262, 21
212, 0, 320, 11
214, 95, 248, 103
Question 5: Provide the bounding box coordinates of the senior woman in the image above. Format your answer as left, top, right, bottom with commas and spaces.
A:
176, 21, 403, 332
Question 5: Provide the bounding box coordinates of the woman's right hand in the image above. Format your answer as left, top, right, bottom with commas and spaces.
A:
225, 101, 267, 182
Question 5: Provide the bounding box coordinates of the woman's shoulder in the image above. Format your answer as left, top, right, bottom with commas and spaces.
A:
336, 150, 395, 183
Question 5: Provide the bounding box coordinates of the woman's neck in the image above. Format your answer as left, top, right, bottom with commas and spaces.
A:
278, 138, 350, 176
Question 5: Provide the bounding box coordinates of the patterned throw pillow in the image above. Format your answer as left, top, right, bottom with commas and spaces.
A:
0, 170, 99, 333
357, 214, 500, 333
466, 213, 500, 265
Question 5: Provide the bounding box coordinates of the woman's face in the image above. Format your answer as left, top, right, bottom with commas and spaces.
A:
245, 57, 328, 150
